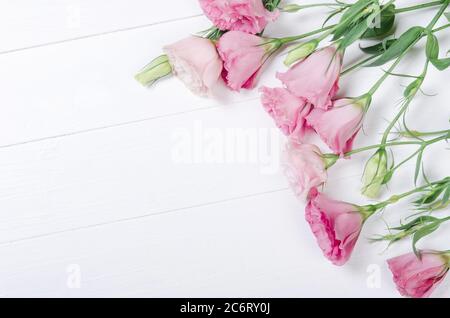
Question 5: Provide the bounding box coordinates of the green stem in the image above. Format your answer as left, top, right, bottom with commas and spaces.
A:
306, 0, 395, 42
398, 129, 450, 138
394, 0, 445, 14
329, 131, 449, 158
390, 133, 449, 172
382, 99, 415, 144
377, 2, 449, 143
282, 2, 346, 11
391, 148, 423, 173
280, 25, 335, 44
359, 177, 450, 216
345, 141, 423, 156
426, 0, 450, 29
439, 216, 450, 223
366, 0, 448, 98
367, 56, 405, 96
283, 0, 393, 45
343, 20, 450, 78
380, 62, 429, 145
433, 23, 450, 33
284, 0, 442, 14
341, 55, 378, 76
374, 180, 445, 210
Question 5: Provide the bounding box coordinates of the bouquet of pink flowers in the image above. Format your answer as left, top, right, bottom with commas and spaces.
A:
135, 0, 450, 298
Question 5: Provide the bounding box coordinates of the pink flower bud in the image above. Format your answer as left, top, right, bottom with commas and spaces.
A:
163, 36, 223, 96
276, 46, 342, 110
305, 188, 364, 266
283, 142, 328, 199
387, 251, 449, 298
217, 31, 280, 91
306, 98, 366, 155
260, 87, 311, 142
199, 0, 279, 34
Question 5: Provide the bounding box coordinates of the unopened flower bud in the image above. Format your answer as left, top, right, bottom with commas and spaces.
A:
135, 55, 172, 86
362, 149, 388, 198
404, 78, 423, 99
284, 40, 319, 66
281, 4, 302, 13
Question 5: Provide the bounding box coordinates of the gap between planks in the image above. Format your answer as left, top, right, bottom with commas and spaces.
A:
0, 172, 364, 246
0, 187, 290, 246
0, 14, 203, 56
0, 97, 259, 150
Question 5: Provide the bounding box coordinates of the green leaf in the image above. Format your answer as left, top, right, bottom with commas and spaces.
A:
362, 4, 396, 39
426, 33, 439, 60
431, 57, 450, 70
419, 186, 446, 204
425, 31, 450, 70
445, 12, 450, 22
369, 26, 424, 66
360, 39, 396, 55
414, 148, 424, 185
333, 0, 373, 40
323, 8, 346, 27
442, 184, 450, 204
263, 0, 281, 11
339, 19, 371, 49
341, 0, 372, 20
412, 222, 440, 257
392, 216, 439, 231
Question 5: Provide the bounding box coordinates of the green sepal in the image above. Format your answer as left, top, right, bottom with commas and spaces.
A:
368, 26, 424, 67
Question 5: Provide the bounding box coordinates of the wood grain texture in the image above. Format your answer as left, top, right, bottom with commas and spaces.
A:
0, 0, 449, 297
4, 189, 447, 298
0, 0, 202, 53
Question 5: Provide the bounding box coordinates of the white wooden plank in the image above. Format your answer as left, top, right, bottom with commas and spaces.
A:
0, 3, 449, 148
0, 96, 447, 245
0, 100, 290, 242
1, 189, 448, 297
0, 16, 266, 147
0, 18, 448, 245
1, 0, 449, 298
0, 0, 202, 53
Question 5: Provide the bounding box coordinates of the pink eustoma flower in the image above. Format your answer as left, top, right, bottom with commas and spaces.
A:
387, 251, 449, 298
163, 36, 223, 96
283, 142, 328, 199
276, 46, 342, 110
305, 188, 365, 266
306, 98, 366, 155
260, 87, 312, 142
199, 0, 279, 34
217, 31, 280, 91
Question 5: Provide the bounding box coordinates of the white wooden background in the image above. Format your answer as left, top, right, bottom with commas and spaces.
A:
0, 0, 449, 297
